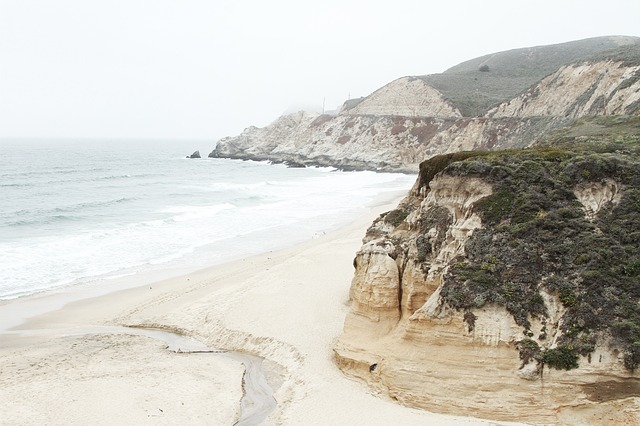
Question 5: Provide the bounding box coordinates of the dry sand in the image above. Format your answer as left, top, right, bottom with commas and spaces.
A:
0, 202, 514, 425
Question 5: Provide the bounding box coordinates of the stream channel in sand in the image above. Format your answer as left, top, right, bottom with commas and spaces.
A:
1, 326, 277, 425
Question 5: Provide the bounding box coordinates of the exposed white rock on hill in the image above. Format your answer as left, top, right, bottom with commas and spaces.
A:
211, 112, 567, 172
342, 77, 462, 118
490, 61, 640, 118
212, 59, 639, 171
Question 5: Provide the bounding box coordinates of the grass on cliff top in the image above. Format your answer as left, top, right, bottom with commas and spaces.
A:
416, 137, 640, 371
417, 115, 640, 191
542, 115, 640, 151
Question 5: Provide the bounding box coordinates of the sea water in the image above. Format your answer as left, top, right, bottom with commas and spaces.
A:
0, 139, 415, 300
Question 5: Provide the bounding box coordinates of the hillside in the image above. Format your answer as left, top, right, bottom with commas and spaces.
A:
206, 37, 640, 424
423, 36, 640, 116
211, 36, 640, 172
335, 122, 640, 423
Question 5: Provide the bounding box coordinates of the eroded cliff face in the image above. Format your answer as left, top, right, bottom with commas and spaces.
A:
335, 151, 640, 424
342, 76, 462, 118
489, 61, 640, 118
211, 112, 567, 172
574, 178, 623, 221
211, 59, 639, 171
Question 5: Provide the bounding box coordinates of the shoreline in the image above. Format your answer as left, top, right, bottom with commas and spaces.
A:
0, 188, 411, 332
0, 196, 506, 425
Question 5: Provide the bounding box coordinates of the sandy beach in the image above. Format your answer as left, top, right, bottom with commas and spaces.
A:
0, 201, 513, 425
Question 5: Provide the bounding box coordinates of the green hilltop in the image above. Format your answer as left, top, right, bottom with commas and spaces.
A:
419, 36, 640, 116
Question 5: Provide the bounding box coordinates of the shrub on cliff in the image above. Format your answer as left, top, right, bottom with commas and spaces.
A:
415, 145, 640, 370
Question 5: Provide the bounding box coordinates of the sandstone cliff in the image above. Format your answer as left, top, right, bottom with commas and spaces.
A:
334, 142, 640, 424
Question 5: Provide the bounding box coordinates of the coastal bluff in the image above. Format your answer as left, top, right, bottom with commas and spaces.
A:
334, 144, 640, 424
210, 36, 640, 172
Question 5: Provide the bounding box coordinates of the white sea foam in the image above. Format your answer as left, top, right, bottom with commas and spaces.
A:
161, 203, 236, 222
0, 139, 415, 300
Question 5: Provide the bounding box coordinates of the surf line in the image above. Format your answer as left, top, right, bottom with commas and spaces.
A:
2, 325, 277, 425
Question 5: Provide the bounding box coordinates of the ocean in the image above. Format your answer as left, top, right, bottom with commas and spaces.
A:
0, 139, 415, 300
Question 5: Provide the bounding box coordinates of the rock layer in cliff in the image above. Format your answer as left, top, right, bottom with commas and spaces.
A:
335, 134, 640, 424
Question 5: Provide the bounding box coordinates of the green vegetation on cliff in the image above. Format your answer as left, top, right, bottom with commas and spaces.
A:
412, 123, 640, 370
420, 36, 640, 116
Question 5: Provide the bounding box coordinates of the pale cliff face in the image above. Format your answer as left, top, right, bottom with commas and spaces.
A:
489, 61, 640, 118
574, 178, 623, 221
335, 154, 640, 424
344, 77, 462, 118
212, 60, 639, 171
212, 112, 567, 172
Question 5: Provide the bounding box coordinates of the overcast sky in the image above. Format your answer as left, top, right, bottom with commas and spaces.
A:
1, 0, 639, 140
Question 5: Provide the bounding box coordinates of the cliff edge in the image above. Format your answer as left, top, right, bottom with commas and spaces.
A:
334, 125, 640, 424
